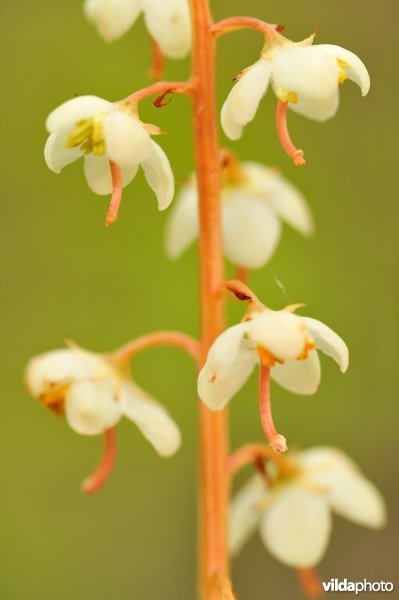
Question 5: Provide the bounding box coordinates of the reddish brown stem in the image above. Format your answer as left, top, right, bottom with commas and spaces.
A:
112, 331, 200, 365
276, 100, 306, 166
82, 428, 117, 495
125, 80, 194, 105
106, 161, 123, 226
228, 443, 295, 477
190, 0, 229, 597
233, 265, 248, 285
149, 38, 165, 80
211, 16, 281, 39
298, 568, 325, 599
259, 364, 287, 453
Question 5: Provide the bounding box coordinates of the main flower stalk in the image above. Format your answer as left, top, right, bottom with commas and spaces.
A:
190, 0, 229, 597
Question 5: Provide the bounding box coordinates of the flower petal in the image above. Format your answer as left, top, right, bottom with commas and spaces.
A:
25, 348, 104, 397
164, 178, 199, 259
143, 0, 191, 59
84, 154, 138, 195
44, 130, 82, 174
318, 44, 370, 96
65, 378, 122, 435
259, 486, 332, 568
304, 317, 348, 372
229, 475, 267, 557
221, 60, 272, 140
46, 96, 114, 133
246, 311, 312, 362
300, 447, 386, 529
103, 112, 152, 166
198, 323, 257, 410
121, 381, 181, 456
271, 349, 321, 395
289, 90, 339, 122
272, 46, 339, 101
244, 163, 314, 236
84, 0, 141, 42
141, 141, 174, 210
222, 191, 282, 268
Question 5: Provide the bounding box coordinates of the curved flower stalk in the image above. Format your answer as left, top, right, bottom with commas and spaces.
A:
45, 95, 174, 224
25, 343, 181, 457
165, 159, 314, 269
84, 0, 191, 59
229, 446, 386, 568
221, 29, 369, 164
198, 282, 348, 451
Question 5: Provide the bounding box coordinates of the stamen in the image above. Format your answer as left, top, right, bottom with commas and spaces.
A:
106, 161, 123, 226
258, 363, 287, 453
82, 427, 117, 495
298, 568, 324, 599
276, 100, 306, 166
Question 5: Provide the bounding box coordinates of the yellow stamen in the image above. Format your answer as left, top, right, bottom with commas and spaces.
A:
65, 115, 106, 156
257, 345, 283, 367
40, 384, 69, 415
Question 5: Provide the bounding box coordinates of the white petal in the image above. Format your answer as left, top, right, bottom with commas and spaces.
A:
221, 60, 272, 140
84, 0, 141, 42
318, 44, 370, 96
164, 178, 199, 259
260, 486, 331, 567
304, 317, 348, 372
141, 141, 174, 210
222, 192, 282, 269
271, 349, 321, 395
245, 163, 314, 236
300, 448, 386, 529
229, 475, 267, 557
103, 112, 152, 166
44, 130, 82, 174
143, 0, 191, 59
121, 381, 181, 456
65, 378, 122, 436
25, 348, 104, 397
198, 323, 257, 410
46, 96, 114, 133
289, 90, 339, 122
272, 46, 339, 101
84, 154, 138, 195
246, 311, 312, 361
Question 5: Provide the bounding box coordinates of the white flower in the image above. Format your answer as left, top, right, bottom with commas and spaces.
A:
25, 345, 181, 457
45, 95, 174, 222
165, 162, 314, 269
84, 0, 191, 58
221, 30, 370, 140
198, 305, 348, 410
230, 447, 386, 567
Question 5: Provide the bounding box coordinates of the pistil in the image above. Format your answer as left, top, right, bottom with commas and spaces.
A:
258, 363, 287, 452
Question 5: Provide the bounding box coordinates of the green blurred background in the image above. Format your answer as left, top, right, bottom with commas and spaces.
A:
1, 0, 398, 598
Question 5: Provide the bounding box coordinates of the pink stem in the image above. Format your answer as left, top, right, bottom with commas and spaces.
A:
258, 364, 287, 453
233, 265, 248, 285
211, 16, 282, 38
298, 568, 325, 599
106, 161, 123, 226
113, 331, 200, 365
150, 38, 165, 80
276, 100, 306, 166
126, 80, 194, 105
82, 428, 117, 495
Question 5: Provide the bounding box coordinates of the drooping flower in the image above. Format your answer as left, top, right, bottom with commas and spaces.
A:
221, 29, 369, 164
45, 95, 174, 224
84, 0, 191, 59
230, 447, 386, 567
198, 284, 348, 451
165, 160, 314, 269
25, 343, 181, 457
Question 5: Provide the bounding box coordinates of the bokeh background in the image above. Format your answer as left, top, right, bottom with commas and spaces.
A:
1, 0, 398, 598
